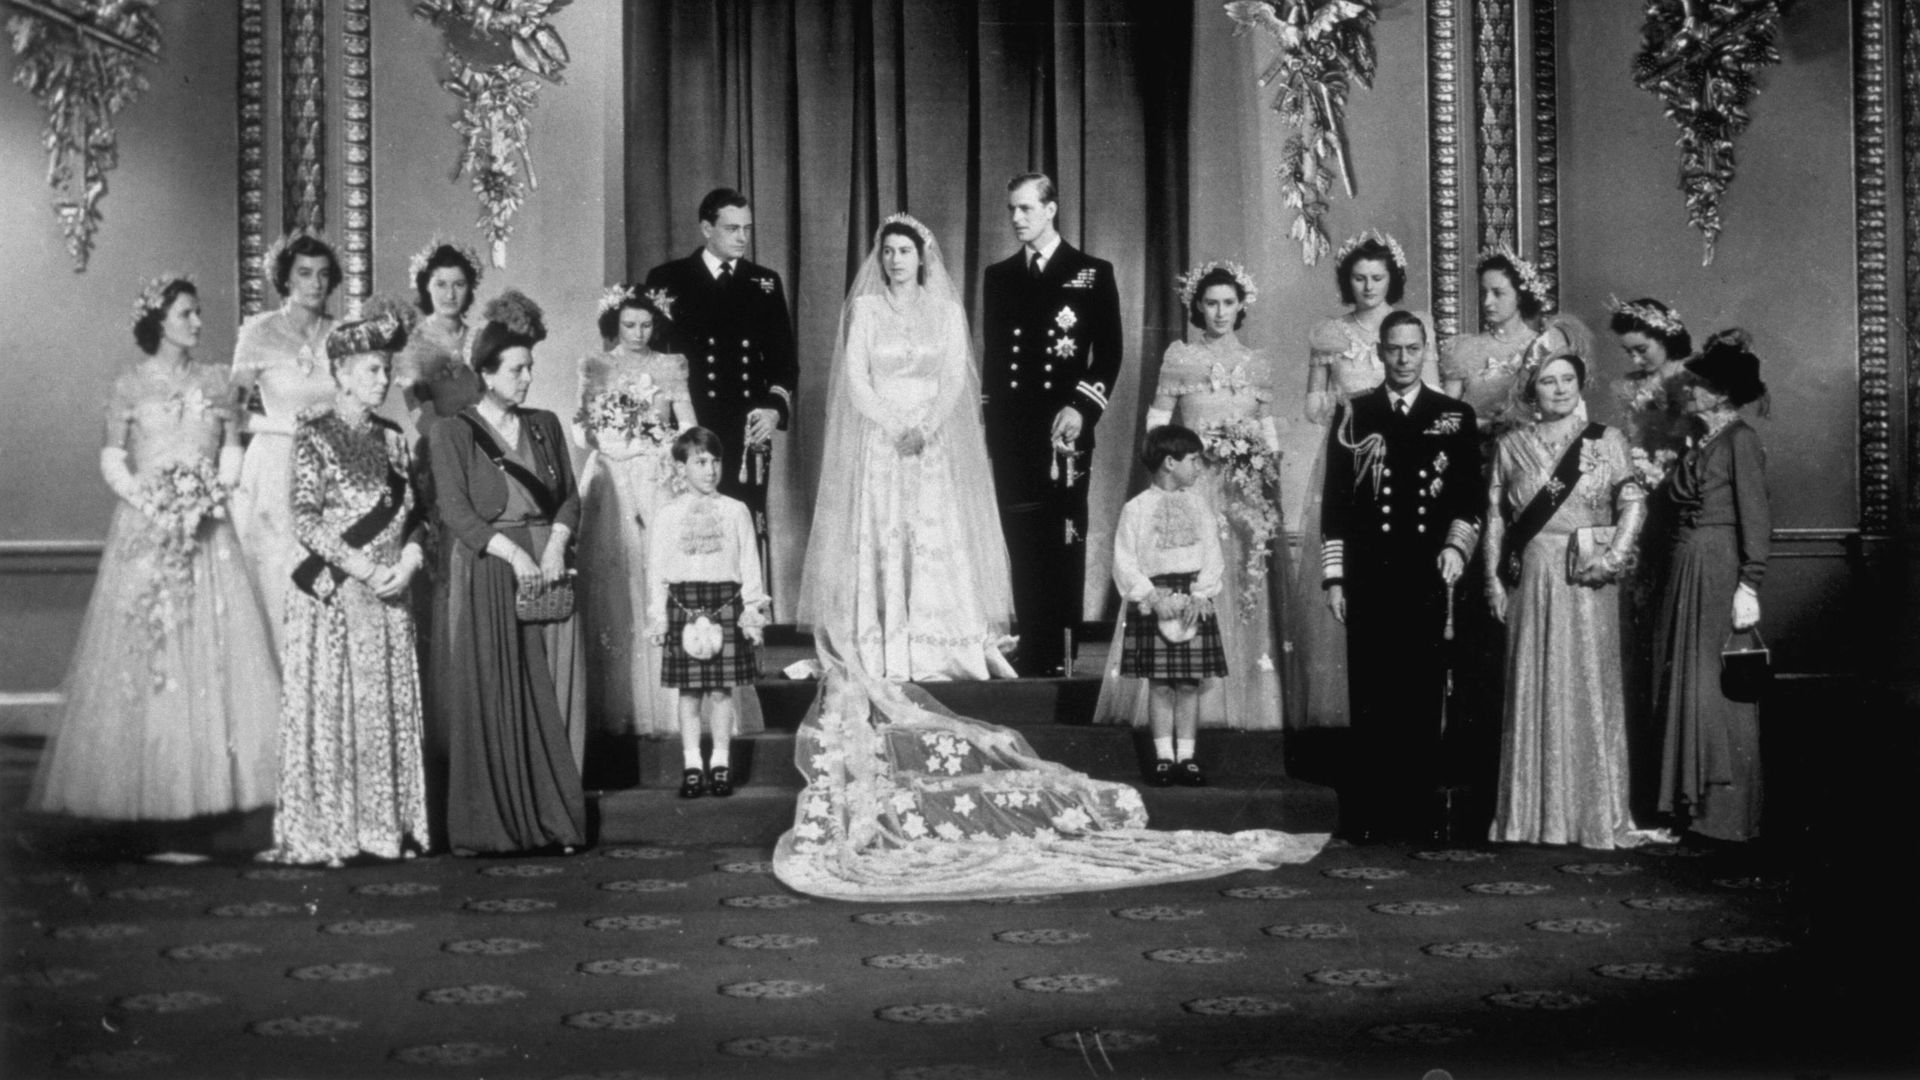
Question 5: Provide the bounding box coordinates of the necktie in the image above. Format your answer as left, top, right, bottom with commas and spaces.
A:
718, 261, 734, 288
1028, 251, 1042, 279
1395, 398, 1408, 417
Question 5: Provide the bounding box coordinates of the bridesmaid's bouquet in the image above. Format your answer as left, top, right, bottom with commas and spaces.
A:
1200, 418, 1283, 614
581, 376, 675, 449
131, 459, 228, 690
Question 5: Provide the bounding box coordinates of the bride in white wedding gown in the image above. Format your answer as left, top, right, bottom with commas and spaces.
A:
774, 215, 1326, 901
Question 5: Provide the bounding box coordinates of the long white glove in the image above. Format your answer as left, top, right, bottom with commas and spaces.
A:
1144, 405, 1172, 432
1259, 414, 1280, 454
1731, 583, 1760, 631
99, 448, 142, 506
218, 445, 245, 490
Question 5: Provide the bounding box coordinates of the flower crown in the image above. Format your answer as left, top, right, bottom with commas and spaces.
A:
406, 235, 484, 285
1607, 295, 1685, 337
882, 212, 935, 248
598, 284, 635, 314
1335, 229, 1408, 272
1479, 244, 1550, 307
1176, 260, 1259, 311
132, 273, 190, 326
262, 229, 332, 286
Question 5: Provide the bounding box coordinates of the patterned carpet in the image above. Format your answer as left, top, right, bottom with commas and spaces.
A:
0, 829, 1860, 1079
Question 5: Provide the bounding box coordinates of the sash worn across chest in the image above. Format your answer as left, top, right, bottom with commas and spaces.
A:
291, 465, 407, 601
1498, 422, 1604, 587
457, 413, 561, 520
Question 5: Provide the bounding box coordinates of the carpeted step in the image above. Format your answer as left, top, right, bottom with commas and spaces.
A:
590, 780, 1338, 847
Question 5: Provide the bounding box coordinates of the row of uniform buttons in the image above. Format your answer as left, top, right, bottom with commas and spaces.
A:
1375, 465, 1436, 533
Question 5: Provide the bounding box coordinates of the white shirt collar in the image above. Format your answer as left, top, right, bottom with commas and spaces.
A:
1387, 382, 1423, 411
1026, 232, 1063, 270
701, 248, 736, 278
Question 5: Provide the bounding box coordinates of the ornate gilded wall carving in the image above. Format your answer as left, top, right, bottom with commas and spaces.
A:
342, 0, 373, 313
282, 0, 324, 233
1530, 0, 1558, 310
1854, 0, 1891, 535
1428, 0, 1464, 343
238, 0, 266, 316
1474, 0, 1517, 258
1904, 0, 1920, 519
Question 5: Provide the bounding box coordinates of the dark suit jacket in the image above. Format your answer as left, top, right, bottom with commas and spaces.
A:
641, 250, 797, 431
980, 240, 1124, 506
1320, 384, 1482, 588
428, 406, 580, 557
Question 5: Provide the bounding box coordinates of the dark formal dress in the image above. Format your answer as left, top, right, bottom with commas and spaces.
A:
980, 240, 1123, 674
641, 249, 797, 600
1656, 419, 1770, 842
428, 406, 587, 854
1320, 384, 1482, 837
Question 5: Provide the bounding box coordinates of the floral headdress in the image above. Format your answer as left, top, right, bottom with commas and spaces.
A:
1479, 244, 1550, 309
1334, 229, 1408, 272
598, 284, 636, 315
406, 234, 484, 285
261, 228, 332, 286
131, 273, 190, 327
1176, 260, 1259, 311
1607, 295, 1685, 337
881, 211, 935, 248
643, 287, 675, 318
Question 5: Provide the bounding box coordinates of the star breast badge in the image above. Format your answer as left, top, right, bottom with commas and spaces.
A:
1055, 306, 1078, 331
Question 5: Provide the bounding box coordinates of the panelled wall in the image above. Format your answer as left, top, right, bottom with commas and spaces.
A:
0, 2, 1910, 729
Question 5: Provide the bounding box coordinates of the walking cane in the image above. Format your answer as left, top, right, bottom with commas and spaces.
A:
1437, 578, 1457, 842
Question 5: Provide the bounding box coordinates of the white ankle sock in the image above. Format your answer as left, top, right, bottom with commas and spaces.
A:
682, 744, 703, 771
709, 742, 731, 769
1173, 739, 1193, 762
1153, 736, 1175, 762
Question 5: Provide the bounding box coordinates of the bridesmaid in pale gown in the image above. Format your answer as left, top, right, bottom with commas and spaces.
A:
230, 233, 341, 647
32, 277, 280, 840
1095, 261, 1296, 730
1291, 231, 1438, 728
1439, 248, 1590, 441
572, 285, 765, 737
392, 238, 484, 449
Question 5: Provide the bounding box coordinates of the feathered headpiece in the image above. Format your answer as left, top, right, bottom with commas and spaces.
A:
132, 273, 190, 327
327, 293, 417, 360
1335, 229, 1408, 272
1479, 244, 1551, 310
407, 234, 484, 286
1607, 295, 1685, 337
481, 289, 547, 344
1176, 259, 1259, 311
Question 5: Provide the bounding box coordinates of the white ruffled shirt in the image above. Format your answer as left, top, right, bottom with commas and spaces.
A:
1111, 486, 1224, 605
645, 491, 768, 631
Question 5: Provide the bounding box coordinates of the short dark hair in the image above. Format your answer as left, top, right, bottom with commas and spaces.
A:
1476, 254, 1544, 320
673, 425, 724, 463
133, 278, 198, 355
1608, 298, 1692, 359
699, 187, 750, 225
1186, 267, 1249, 331
1378, 309, 1427, 346
272, 234, 343, 298
876, 221, 928, 286
1007, 172, 1057, 206
1336, 240, 1407, 306
1520, 353, 1588, 405
1140, 423, 1204, 473
412, 244, 480, 316
597, 289, 668, 345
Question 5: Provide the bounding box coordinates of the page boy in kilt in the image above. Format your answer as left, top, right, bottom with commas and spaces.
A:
1112, 424, 1226, 788
646, 428, 769, 799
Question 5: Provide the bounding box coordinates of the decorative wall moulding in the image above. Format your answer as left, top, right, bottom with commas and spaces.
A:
5, 0, 162, 271
1474, 0, 1517, 257
1852, 0, 1891, 535
238, 0, 267, 317
1529, 0, 1559, 312
1902, 0, 1920, 520
1427, 0, 1464, 343
282, 0, 325, 234
342, 0, 373, 314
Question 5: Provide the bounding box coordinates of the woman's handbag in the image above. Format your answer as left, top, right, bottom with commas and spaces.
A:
1566, 525, 1618, 585
1719, 627, 1771, 703
515, 569, 576, 624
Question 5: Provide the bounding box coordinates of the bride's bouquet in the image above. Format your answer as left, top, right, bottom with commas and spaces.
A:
1200, 417, 1283, 614
131, 458, 228, 689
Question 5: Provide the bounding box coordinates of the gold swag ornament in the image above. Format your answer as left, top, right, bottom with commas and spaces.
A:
1631, 0, 1784, 266
6, 0, 161, 272
1223, 0, 1378, 265
412, 0, 571, 270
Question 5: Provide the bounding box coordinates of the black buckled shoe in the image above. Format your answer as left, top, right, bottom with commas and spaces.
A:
706, 766, 733, 798
1177, 759, 1207, 787
1149, 760, 1174, 788
679, 768, 706, 799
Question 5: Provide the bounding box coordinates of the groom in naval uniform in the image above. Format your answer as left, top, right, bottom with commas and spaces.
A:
642, 188, 797, 597
981, 173, 1124, 677
1321, 310, 1482, 841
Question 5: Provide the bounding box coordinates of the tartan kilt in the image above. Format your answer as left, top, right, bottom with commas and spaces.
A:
1119, 572, 1228, 681
662, 581, 760, 690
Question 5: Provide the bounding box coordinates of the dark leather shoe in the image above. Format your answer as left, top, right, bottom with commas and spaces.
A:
679, 768, 706, 799
706, 766, 733, 798
1148, 760, 1174, 787
1177, 759, 1207, 787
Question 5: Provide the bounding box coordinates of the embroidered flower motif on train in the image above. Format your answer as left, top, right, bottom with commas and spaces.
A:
444, 937, 543, 956
288, 962, 391, 982
562, 1010, 676, 1030
1014, 973, 1119, 993
419, 984, 527, 1005
1264, 923, 1353, 939
248, 1015, 361, 1038
1423, 941, 1521, 959
116, 991, 222, 1013
583, 910, 683, 930
876, 1003, 988, 1023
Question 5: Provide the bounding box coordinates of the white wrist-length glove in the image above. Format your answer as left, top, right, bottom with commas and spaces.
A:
99, 448, 142, 506
1731, 583, 1760, 631
1259, 415, 1280, 454
218, 445, 245, 489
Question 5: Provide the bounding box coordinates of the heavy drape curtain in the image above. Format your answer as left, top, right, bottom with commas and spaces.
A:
623, 0, 1194, 617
